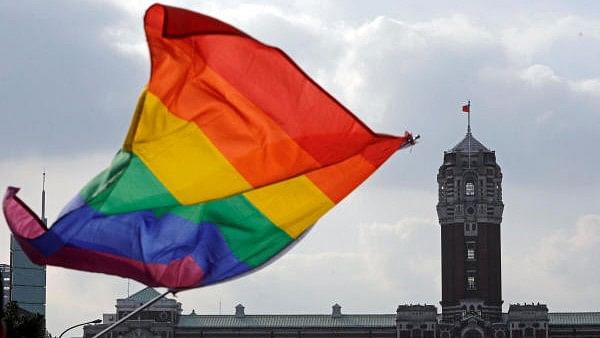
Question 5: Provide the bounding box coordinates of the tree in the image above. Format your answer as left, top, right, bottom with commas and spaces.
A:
3, 302, 45, 338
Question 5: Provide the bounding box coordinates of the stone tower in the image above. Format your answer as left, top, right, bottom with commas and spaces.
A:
436, 129, 504, 323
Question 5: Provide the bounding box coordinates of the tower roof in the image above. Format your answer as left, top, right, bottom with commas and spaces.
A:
127, 287, 161, 302
450, 132, 489, 153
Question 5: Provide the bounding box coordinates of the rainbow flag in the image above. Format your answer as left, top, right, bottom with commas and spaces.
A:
3, 4, 414, 289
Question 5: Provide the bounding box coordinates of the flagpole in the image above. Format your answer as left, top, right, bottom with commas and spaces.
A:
401, 134, 420, 149
467, 100, 471, 134
91, 288, 179, 338
467, 100, 471, 169
41, 170, 47, 226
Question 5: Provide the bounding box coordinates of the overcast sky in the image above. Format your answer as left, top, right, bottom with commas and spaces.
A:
1, 1, 599, 336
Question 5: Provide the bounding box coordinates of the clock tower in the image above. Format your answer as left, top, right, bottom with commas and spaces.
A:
436, 128, 504, 324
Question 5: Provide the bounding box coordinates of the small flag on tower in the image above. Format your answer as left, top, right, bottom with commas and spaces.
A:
462, 101, 470, 113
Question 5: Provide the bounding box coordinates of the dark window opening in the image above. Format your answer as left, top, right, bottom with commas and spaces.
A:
464, 329, 483, 338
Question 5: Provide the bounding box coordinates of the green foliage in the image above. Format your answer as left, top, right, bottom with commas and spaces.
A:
3, 302, 45, 338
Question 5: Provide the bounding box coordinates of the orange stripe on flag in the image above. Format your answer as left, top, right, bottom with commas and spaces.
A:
145, 24, 321, 189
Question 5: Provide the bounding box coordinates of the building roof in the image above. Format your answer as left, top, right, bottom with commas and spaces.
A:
176, 312, 600, 328
177, 314, 397, 328
126, 287, 161, 303
450, 132, 490, 153
509, 304, 549, 312
549, 313, 600, 325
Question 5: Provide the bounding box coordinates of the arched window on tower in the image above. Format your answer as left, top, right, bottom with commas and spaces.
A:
467, 248, 476, 260
465, 182, 475, 196
466, 241, 476, 260
467, 276, 476, 290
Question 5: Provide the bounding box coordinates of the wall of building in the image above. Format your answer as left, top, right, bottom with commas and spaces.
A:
9, 236, 46, 315
0, 264, 10, 308
174, 328, 397, 338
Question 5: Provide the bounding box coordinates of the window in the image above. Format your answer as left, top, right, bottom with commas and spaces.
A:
466, 242, 476, 259
467, 276, 476, 290
466, 182, 475, 196
467, 249, 476, 260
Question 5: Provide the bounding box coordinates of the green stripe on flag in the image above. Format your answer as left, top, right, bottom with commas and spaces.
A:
80, 150, 292, 267
82, 152, 179, 214
164, 196, 293, 267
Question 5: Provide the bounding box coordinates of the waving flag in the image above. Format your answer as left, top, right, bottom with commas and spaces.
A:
462, 101, 470, 113
3, 4, 414, 289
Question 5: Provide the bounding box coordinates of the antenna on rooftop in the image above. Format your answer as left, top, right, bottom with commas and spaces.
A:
42, 170, 47, 226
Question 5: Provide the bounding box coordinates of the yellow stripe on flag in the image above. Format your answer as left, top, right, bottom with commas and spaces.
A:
131, 91, 252, 204
245, 175, 334, 238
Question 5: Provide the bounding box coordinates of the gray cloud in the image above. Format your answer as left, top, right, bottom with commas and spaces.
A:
0, 1, 146, 158
504, 214, 600, 310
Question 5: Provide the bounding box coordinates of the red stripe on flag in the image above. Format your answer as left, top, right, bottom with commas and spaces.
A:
146, 4, 380, 167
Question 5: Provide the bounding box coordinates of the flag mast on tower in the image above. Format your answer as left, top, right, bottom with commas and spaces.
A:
462, 100, 471, 134
462, 101, 471, 168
